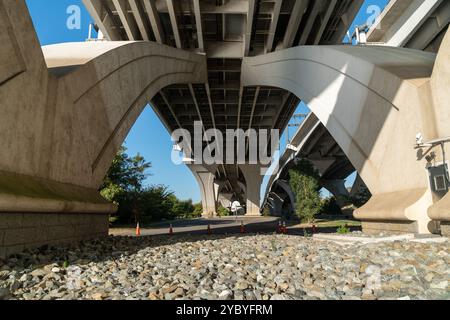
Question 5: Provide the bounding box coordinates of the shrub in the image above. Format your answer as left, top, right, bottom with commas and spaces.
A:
217, 205, 230, 217
100, 147, 200, 225
289, 159, 322, 223
336, 224, 350, 234
191, 202, 203, 218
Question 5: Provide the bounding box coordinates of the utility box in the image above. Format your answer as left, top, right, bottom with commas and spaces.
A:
428, 162, 449, 197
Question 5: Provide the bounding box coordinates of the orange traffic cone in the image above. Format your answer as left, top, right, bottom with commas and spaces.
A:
240, 221, 245, 234
207, 224, 212, 235
169, 224, 173, 236
135, 222, 141, 236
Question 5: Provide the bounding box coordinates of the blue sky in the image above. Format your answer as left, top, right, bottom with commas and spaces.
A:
26, 0, 389, 202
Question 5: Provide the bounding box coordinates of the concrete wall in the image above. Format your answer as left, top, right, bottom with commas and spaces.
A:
0, 212, 109, 259
0, 0, 207, 254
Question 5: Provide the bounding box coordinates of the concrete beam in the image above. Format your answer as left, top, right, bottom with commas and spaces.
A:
328, 0, 364, 44
143, 0, 165, 44
193, 0, 204, 51
367, 0, 443, 47
313, 0, 338, 45
265, 0, 282, 53
281, 0, 309, 49
166, 0, 182, 48
130, 0, 150, 41
244, 0, 256, 56
82, 0, 120, 40
298, 0, 324, 45
112, 0, 139, 40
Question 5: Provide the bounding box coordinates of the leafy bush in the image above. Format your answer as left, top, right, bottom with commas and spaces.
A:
336, 224, 350, 234
289, 159, 322, 223
190, 203, 203, 218
217, 205, 230, 217
101, 147, 199, 225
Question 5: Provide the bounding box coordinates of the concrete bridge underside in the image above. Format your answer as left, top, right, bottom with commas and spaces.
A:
80, 0, 368, 218
242, 34, 450, 234
0, 0, 449, 256
264, 113, 359, 218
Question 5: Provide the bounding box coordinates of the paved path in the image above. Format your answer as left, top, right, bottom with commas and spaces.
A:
110, 216, 362, 237
110, 216, 280, 237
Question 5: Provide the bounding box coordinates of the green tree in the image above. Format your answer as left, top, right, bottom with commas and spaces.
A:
100, 146, 152, 223
192, 203, 203, 218
217, 205, 230, 217
171, 199, 195, 218
100, 146, 151, 195
138, 185, 175, 222
101, 146, 199, 224
289, 159, 322, 223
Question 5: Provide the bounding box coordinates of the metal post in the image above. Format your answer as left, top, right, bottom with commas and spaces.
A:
441, 142, 449, 191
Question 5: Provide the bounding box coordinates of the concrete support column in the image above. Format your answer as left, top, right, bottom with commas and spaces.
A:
214, 180, 227, 204
187, 164, 217, 217
350, 174, 366, 196
268, 194, 283, 216
321, 179, 350, 207
240, 165, 264, 216
276, 180, 296, 214
218, 193, 233, 209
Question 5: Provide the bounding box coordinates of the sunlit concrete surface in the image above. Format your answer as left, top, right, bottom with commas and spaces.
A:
0, 0, 449, 257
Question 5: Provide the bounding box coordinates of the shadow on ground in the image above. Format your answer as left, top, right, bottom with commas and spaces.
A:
1, 217, 361, 270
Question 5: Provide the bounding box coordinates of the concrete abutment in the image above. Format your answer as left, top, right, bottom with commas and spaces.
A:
0, 212, 109, 259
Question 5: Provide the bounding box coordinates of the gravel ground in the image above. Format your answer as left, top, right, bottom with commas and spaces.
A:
0, 234, 448, 300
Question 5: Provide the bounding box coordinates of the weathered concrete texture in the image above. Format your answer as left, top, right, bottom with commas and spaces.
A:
427, 29, 450, 227
361, 221, 418, 235
0, 213, 109, 259
0, 0, 206, 198
0, 0, 206, 251
242, 28, 450, 234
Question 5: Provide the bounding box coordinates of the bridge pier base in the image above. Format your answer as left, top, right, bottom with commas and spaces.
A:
361, 220, 419, 235
428, 192, 450, 237
355, 189, 436, 235
0, 212, 109, 259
